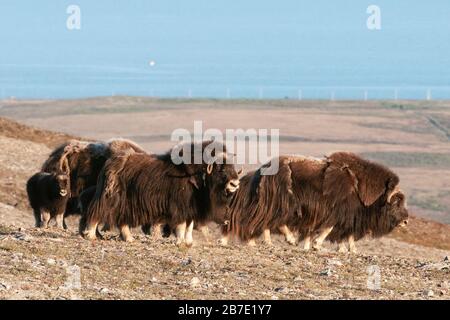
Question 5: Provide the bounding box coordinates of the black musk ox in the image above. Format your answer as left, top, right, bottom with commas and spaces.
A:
224, 152, 408, 252
82, 141, 240, 245
36, 138, 146, 228
26, 172, 70, 228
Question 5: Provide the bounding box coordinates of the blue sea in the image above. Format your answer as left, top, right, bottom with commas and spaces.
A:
1, 1, 449, 100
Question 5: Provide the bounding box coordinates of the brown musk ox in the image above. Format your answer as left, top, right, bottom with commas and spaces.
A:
82, 141, 240, 246
223, 152, 408, 252
26, 171, 70, 228
38, 138, 146, 228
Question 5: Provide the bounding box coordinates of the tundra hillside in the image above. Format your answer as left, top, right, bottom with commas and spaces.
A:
0, 101, 449, 299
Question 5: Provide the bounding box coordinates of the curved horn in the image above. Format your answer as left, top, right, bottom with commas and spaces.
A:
387, 185, 401, 203
237, 166, 244, 175
207, 163, 213, 174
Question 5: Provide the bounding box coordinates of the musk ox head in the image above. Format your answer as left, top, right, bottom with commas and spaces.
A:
385, 191, 409, 229
54, 174, 70, 197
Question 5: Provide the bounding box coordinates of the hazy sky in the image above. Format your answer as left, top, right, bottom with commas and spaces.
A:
0, 1, 449, 98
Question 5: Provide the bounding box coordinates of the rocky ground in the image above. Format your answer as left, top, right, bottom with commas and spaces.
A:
0, 116, 449, 300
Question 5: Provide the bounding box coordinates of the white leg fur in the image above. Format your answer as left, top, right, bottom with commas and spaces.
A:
185, 221, 194, 247
55, 213, 64, 229
263, 229, 272, 245
247, 239, 256, 246
83, 222, 98, 240
120, 225, 134, 242
175, 222, 186, 246
303, 235, 311, 250
279, 225, 296, 245
312, 226, 334, 251
348, 235, 357, 254
41, 211, 51, 228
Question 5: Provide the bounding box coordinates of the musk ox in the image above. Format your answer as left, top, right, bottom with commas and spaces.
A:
224, 152, 408, 252
38, 138, 146, 228
82, 141, 240, 245
26, 171, 70, 228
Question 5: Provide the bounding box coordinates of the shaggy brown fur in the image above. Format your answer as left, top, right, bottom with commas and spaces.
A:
83, 141, 240, 243
26, 172, 70, 228
226, 156, 298, 241
225, 152, 408, 246
38, 138, 147, 228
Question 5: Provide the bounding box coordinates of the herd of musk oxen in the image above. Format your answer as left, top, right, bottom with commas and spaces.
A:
26, 138, 409, 253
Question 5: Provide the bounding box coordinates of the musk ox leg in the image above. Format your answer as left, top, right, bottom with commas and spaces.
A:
175, 222, 187, 246
33, 208, 42, 228
185, 221, 194, 247
348, 235, 357, 254
312, 226, 334, 251
247, 239, 256, 247
55, 213, 64, 229
338, 242, 348, 253
120, 225, 134, 242
303, 235, 311, 251
41, 211, 51, 228
263, 229, 272, 245
83, 222, 99, 240
279, 225, 296, 246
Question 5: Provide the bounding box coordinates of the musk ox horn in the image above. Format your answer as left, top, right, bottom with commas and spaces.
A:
207, 163, 214, 174
387, 185, 401, 203
237, 167, 244, 175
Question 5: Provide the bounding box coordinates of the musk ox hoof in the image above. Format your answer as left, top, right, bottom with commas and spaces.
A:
247, 239, 256, 247
122, 235, 134, 243
83, 232, 97, 241
349, 248, 358, 254
185, 241, 193, 248
286, 237, 297, 246
263, 240, 273, 246
312, 245, 322, 251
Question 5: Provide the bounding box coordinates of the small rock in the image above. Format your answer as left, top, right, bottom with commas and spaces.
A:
293, 276, 302, 282
327, 258, 343, 266
150, 277, 158, 283
0, 282, 11, 290
181, 258, 192, 266
190, 277, 200, 287
423, 289, 434, 297
47, 258, 56, 265
99, 288, 109, 294
444, 256, 449, 262
271, 295, 279, 300
320, 268, 332, 276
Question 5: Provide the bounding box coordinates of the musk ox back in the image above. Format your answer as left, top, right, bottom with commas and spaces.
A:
82, 141, 240, 245
26, 171, 70, 228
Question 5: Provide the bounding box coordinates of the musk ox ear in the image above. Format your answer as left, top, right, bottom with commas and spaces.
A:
323, 162, 359, 204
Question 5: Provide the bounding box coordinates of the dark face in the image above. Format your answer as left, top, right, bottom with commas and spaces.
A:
55, 174, 69, 197
386, 192, 409, 229
205, 162, 240, 223
209, 163, 240, 196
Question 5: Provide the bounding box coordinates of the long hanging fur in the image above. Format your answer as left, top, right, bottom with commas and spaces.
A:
84, 141, 239, 232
